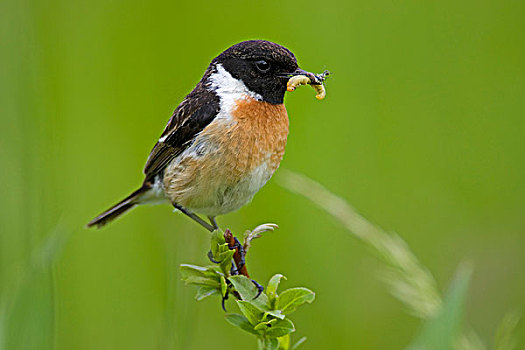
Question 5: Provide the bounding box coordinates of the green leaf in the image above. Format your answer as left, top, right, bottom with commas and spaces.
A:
244, 223, 279, 250
237, 300, 264, 325
220, 275, 228, 297
267, 274, 286, 306
264, 309, 285, 320
278, 334, 290, 350
180, 264, 220, 287
180, 264, 212, 274
229, 275, 270, 309
210, 230, 226, 257
195, 286, 219, 301
209, 230, 238, 275
225, 313, 259, 336
216, 244, 233, 257
229, 275, 256, 299
407, 264, 473, 350
218, 248, 234, 275
265, 318, 295, 338
254, 318, 277, 331
277, 288, 315, 315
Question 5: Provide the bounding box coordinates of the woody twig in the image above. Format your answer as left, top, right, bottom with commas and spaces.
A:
224, 229, 250, 277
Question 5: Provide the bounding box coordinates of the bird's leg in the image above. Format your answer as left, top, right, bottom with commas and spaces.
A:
172, 203, 215, 232
207, 216, 219, 230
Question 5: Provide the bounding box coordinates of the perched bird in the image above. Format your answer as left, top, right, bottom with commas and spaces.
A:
87, 40, 320, 231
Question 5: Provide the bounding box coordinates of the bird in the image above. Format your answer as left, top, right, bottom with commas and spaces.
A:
87, 40, 320, 232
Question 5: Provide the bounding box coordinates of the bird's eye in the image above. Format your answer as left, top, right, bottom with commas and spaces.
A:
255, 60, 271, 73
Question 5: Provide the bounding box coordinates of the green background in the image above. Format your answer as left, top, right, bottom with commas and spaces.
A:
1, 0, 524, 349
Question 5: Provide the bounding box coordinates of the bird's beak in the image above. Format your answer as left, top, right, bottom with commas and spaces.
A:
280, 68, 326, 85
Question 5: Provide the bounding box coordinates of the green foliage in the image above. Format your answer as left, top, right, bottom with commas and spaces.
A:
407, 264, 472, 350
211, 230, 235, 275
180, 264, 221, 288
228, 274, 313, 349
180, 228, 314, 350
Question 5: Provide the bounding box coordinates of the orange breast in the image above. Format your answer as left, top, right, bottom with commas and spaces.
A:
163, 96, 289, 215
229, 97, 289, 175
191, 97, 289, 179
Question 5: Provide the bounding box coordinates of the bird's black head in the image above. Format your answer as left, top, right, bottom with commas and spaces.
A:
210, 40, 299, 104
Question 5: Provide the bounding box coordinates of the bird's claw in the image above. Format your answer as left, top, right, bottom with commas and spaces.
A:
221, 290, 229, 311
207, 250, 220, 264
251, 279, 264, 300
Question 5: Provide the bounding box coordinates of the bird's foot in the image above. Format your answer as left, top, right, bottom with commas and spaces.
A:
207, 250, 220, 264
251, 279, 264, 300
221, 290, 229, 311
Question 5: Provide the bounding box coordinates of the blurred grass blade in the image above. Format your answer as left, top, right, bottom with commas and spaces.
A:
494, 311, 521, 350
2, 273, 55, 350
0, 224, 70, 350
407, 264, 473, 350
290, 336, 307, 349
277, 169, 442, 319
455, 329, 487, 350
277, 170, 489, 350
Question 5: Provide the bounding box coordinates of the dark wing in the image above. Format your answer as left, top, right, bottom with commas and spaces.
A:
143, 89, 220, 183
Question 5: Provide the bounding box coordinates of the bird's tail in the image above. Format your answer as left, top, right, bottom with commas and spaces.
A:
86, 185, 150, 228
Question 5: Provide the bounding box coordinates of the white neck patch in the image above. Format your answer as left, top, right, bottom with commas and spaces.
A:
208, 64, 263, 111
